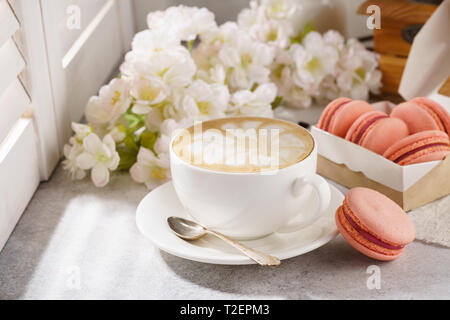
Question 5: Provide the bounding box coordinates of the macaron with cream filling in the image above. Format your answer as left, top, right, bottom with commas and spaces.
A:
317, 98, 373, 138
390, 97, 450, 135
383, 130, 450, 165
345, 111, 409, 155
335, 187, 415, 261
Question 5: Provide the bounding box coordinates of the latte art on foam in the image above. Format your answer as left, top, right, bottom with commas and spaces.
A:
172, 117, 314, 172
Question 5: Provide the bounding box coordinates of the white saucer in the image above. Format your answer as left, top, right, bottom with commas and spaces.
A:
136, 181, 344, 265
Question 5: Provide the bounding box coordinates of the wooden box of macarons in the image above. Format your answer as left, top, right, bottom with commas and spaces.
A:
311, 0, 450, 211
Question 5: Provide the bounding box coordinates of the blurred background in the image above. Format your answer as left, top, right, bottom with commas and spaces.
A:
133, 0, 370, 38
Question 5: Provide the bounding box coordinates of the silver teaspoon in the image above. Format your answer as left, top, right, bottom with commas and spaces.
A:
167, 216, 280, 266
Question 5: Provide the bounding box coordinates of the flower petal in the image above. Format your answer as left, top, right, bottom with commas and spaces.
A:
76, 153, 97, 169
104, 152, 120, 170
137, 147, 157, 164
132, 103, 152, 115
91, 164, 110, 187
130, 163, 151, 183
83, 133, 104, 154
103, 134, 116, 153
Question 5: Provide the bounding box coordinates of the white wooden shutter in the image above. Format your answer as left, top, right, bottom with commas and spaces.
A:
0, 0, 41, 250
40, 0, 135, 147
0, 0, 135, 251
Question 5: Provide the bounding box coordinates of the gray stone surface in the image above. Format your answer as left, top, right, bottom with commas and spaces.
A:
0, 164, 449, 299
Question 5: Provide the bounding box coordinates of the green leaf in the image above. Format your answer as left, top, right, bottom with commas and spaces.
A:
123, 134, 139, 151
124, 112, 144, 130
116, 128, 141, 171
140, 130, 157, 151
271, 96, 283, 110
187, 39, 194, 51
290, 22, 316, 45
117, 147, 138, 171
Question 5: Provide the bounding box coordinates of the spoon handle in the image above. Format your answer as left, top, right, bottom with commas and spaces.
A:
205, 230, 280, 266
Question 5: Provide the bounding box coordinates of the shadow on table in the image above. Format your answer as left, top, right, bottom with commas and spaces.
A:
161, 235, 379, 299
0, 165, 148, 299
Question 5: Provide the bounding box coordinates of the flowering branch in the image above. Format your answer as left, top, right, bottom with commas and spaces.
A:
63, 0, 381, 188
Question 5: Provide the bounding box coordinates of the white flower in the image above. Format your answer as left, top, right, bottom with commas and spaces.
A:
71, 122, 92, 142
153, 118, 193, 155
229, 83, 277, 117
289, 32, 339, 92
237, 1, 267, 33
85, 78, 132, 126
121, 50, 196, 89
238, 1, 294, 49
130, 77, 168, 114
219, 35, 274, 90
76, 134, 120, 187
109, 125, 127, 143
153, 120, 178, 155
145, 104, 165, 131
131, 29, 180, 54
194, 22, 246, 71
142, 89, 186, 127
130, 147, 170, 189
153, 135, 171, 155
161, 89, 185, 121
261, 0, 298, 20
335, 38, 382, 100
200, 21, 243, 46
176, 80, 230, 120
142, 92, 195, 132
282, 86, 313, 108
323, 30, 345, 51
208, 64, 227, 85
147, 5, 217, 42
62, 140, 86, 180
318, 74, 341, 101
254, 20, 292, 49
195, 64, 227, 85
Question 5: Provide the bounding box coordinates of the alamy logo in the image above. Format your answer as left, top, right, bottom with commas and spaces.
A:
66, 265, 81, 290
366, 265, 381, 290
366, 5, 381, 30
66, 5, 81, 30
173, 121, 281, 171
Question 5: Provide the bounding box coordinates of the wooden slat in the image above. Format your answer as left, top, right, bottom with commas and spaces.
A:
62, 0, 115, 68
378, 54, 406, 94
9, 0, 62, 179
0, 78, 30, 143
373, 19, 412, 57
51, 0, 108, 58
357, 0, 437, 24
116, 0, 135, 52
64, 0, 123, 122
0, 38, 25, 97
41, 0, 133, 151
0, 0, 19, 47
0, 118, 40, 251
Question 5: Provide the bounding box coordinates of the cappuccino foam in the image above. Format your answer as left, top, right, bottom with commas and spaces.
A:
172, 117, 314, 172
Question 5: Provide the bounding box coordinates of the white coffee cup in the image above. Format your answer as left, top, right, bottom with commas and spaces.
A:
169, 117, 331, 240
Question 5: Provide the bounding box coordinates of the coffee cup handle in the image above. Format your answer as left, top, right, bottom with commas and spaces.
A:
277, 174, 331, 233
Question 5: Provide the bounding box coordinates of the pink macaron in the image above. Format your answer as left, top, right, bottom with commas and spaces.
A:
335, 187, 415, 261
390, 97, 450, 135
383, 130, 450, 165
345, 111, 409, 155
317, 98, 373, 138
